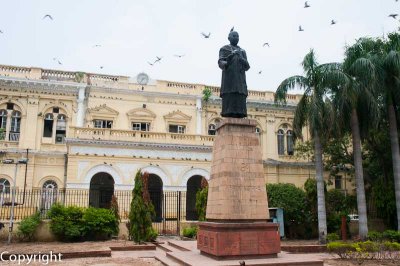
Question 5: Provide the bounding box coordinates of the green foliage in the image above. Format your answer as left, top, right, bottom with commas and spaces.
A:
202, 87, 212, 103
266, 183, 312, 238
17, 212, 41, 241
0, 128, 4, 140
129, 170, 156, 243
328, 240, 400, 260
74, 72, 85, 83
382, 230, 400, 243
327, 241, 357, 259
82, 207, 119, 240
383, 241, 400, 251
182, 226, 198, 239
371, 178, 397, 229
195, 186, 208, 221
48, 203, 85, 241
367, 231, 383, 242
110, 195, 120, 222
48, 203, 119, 242
327, 233, 340, 242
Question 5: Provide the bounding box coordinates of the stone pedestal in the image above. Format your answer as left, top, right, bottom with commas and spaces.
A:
197, 118, 281, 258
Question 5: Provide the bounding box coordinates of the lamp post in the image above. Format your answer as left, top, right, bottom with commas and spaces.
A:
3, 158, 28, 244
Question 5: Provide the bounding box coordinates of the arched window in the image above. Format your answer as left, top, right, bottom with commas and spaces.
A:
287, 130, 294, 155
10, 111, 21, 141
255, 127, 261, 135
277, 129, 285, 155
208, 124, 216, 135
0, 178, 10, 193
56, 114, 66, 143
41, 180, 58, 213
0, 110, 6, 140
43, 113, 54, 137
0, 109, 7, 129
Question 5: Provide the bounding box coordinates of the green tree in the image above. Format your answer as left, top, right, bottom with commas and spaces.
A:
195, 178, 208, 221
328, 37, 382, 239
129, 170, 156, 243
275, 49, 338, 243
376, 32, 400, 230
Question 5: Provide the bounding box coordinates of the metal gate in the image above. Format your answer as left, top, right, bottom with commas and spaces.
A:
151, 191, 186, 235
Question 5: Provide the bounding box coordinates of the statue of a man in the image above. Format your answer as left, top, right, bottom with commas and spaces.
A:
218, 30, 250, 118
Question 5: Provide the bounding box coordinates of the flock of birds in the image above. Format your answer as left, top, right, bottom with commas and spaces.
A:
0, 1, 399, 77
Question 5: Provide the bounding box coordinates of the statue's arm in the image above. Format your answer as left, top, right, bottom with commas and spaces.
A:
218, 48, 229, 70
241, 50, 250, 71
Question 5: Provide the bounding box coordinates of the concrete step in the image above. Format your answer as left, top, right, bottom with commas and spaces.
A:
154, 253, 181, 266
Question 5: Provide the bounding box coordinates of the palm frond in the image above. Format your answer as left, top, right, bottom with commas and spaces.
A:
275, 75, 307, 104
293, 95, 310, 139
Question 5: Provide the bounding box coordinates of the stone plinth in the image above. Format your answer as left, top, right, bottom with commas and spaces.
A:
197, 222, 280, 258
206, 118, 269, 220
198, 118, 280, 258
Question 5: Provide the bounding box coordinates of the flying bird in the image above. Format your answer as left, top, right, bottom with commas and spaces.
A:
92, 44, 101, 48
100, 66, 104, 69
263, 42, 270, 47
258, 70, 262, 74
148, 61, 154, 66
389, 14, 398, 19
174, 54, 185, 58
52, 57, 62, 64
154, 56, 163, 63
298, 25, 304, 31
42, 14, 53, 20
0, 30, 3, 34
331, 20, 337, 25
201, 32, 211, 38
304, 1, 310, 8
57, 60, 62, 65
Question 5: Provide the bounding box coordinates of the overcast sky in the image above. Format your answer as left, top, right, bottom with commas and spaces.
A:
0, 0, 399, 92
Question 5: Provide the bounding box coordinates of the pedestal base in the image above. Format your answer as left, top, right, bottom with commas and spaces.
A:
197, 222, 281, 259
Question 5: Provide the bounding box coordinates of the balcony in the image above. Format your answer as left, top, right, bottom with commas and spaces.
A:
69, 127, 215, 146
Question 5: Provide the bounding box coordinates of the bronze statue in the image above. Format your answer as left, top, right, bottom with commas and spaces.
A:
218, 30, 250, 118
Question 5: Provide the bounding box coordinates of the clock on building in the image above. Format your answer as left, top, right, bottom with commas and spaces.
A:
137, 72, 149, 85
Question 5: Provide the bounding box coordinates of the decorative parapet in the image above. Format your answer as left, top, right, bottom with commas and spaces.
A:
69, 127, 215, 147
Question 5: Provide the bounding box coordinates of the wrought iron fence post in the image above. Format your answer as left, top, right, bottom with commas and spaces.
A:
177, 191, 181, 236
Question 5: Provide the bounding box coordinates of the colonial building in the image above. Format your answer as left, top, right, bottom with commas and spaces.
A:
0, 64, 348, 224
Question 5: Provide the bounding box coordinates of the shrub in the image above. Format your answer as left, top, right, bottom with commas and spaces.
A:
382, 230, 400, 242
367, 231, 383, 242
148, 227, 158, 242
383, 241, 400, 251
17, 212, 41, 241
82, 207, 119, 240
182, 226, 198, 239
48, 204, 85, 241
195, 185, 208, 221
129, 170, 156, 243
110, 195, 120, 222
327, 241, 356, 259
327, 233, 340, 242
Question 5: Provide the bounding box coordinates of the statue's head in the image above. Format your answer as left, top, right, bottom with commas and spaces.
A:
228, 31, 239, 46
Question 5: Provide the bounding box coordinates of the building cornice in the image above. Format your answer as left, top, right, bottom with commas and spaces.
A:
263, 158, 314, 167
65, 138, 212, 152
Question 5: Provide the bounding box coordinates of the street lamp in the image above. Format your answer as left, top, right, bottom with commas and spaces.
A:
2, 158, 28, 244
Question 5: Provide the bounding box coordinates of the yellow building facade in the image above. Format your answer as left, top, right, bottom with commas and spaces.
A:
0, 64, 349, 222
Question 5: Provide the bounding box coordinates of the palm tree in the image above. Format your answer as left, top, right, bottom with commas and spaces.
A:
378, 32, 400, 230
275, 49, 337, 244
328, 38, 381, 239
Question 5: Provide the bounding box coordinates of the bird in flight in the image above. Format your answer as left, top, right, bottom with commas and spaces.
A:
0, 30, 3, 34
100, 66, 104, 69
201, 32, 211, 38
389, 14, 398, 19
304, 1, 310, 8
299, 25, 304, 31
331, 20, 337, 25
43, 14, 53, 20
93, 44, 101, 48
263, 43, 270, 47
53, 58, 62, 65
148, 61, 154, 66
174, 54, 185, 58
258, 70, 262, 74
154, 56, 163, 63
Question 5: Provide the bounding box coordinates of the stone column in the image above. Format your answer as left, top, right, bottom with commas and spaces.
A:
196, 97, 202, 135
76, 86, 86, 127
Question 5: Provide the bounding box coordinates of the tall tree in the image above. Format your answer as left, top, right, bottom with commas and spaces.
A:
378, 32, 400, 230
275, 49, 337, 244
328, 38, 381, 239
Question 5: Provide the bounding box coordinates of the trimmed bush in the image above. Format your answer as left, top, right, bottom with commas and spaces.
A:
82, 207, 119, 240
327, 241, 356, 259
382, 230, 400, 243
182, 226, 198, 239
17, 212, 41, 241
367, 231, 383, 242
327, 233, 340, 242
48, 204, 85, 241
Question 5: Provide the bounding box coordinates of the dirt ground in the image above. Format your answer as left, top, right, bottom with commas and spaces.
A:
0, 257, 162, 265
324, 259, 400, 266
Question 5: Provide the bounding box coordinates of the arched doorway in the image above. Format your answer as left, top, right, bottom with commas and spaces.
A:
148, 174, 163, 222
186, 175, 204, 220
89, 172, 114, 208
